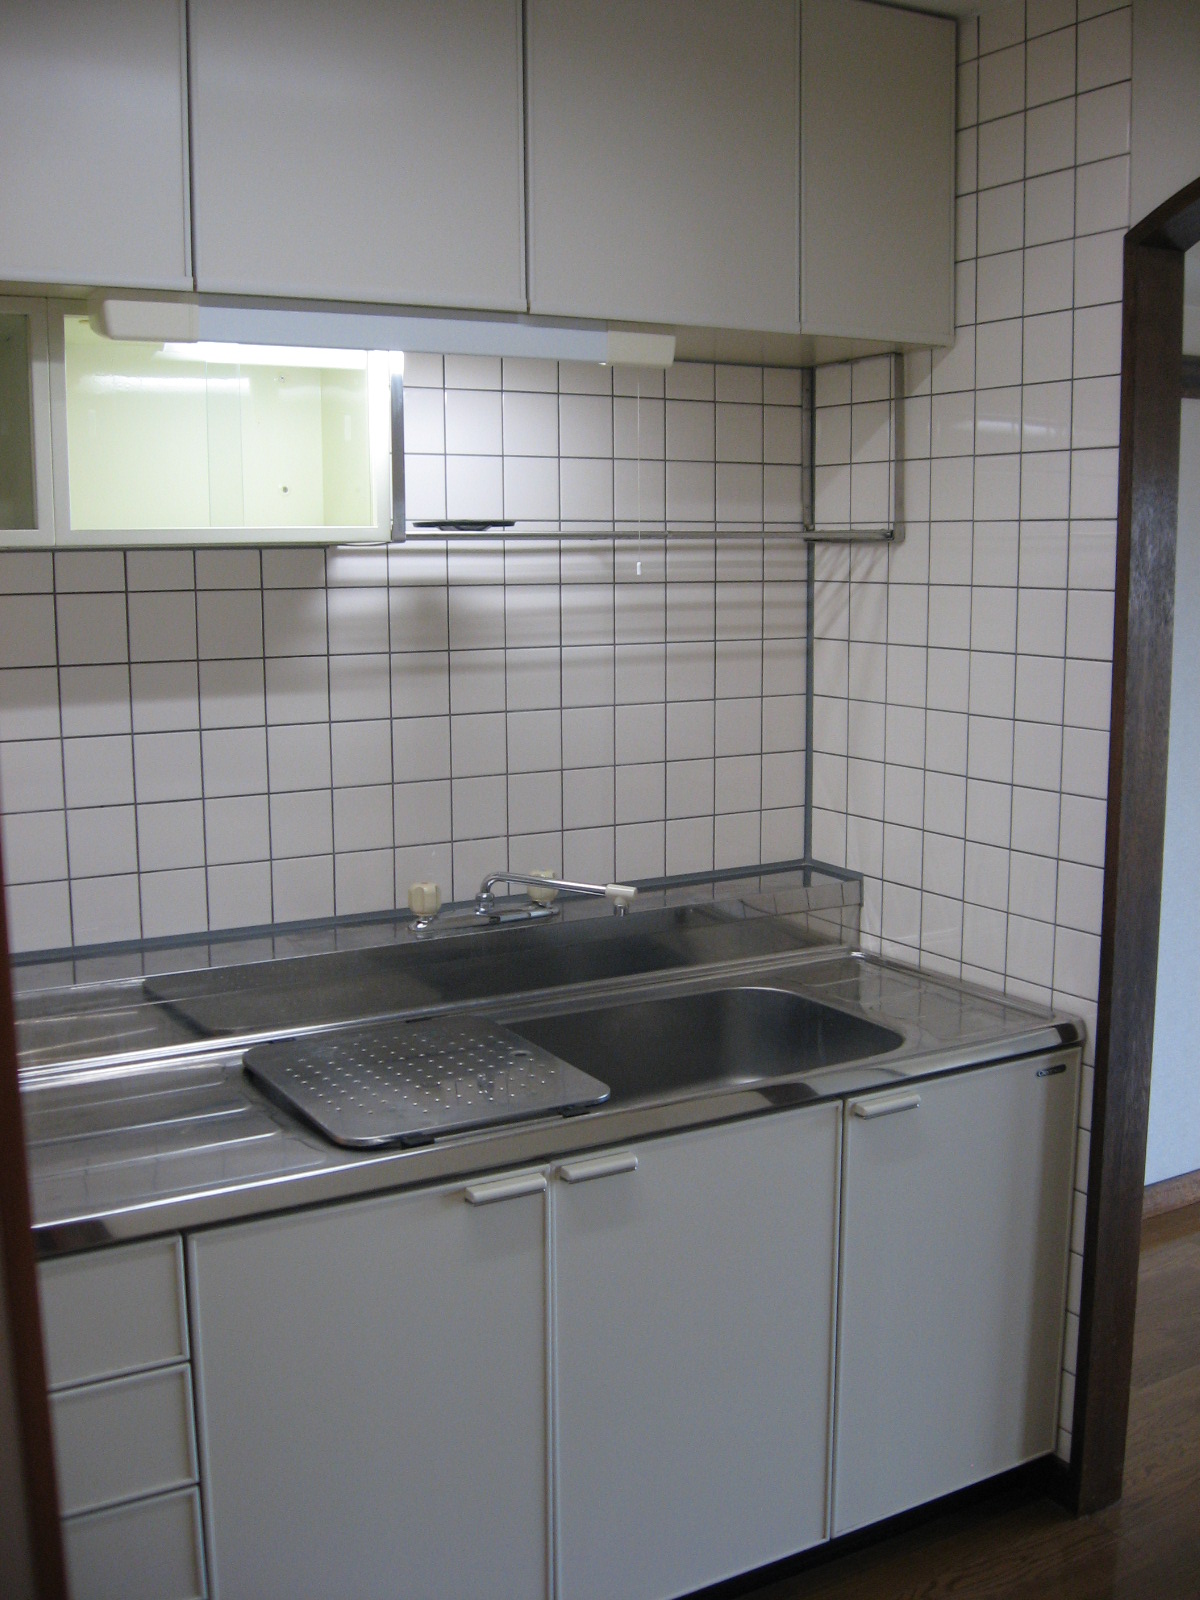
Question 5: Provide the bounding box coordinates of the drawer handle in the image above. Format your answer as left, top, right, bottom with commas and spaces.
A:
852, 1092, 922, 1120
558, 1152, 639, 1184
464, 1172, 547, 1206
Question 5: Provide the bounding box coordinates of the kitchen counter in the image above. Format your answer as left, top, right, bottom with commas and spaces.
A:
14, 867, 1082, 1256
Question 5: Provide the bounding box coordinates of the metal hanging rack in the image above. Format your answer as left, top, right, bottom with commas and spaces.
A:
385, 355, 904, 547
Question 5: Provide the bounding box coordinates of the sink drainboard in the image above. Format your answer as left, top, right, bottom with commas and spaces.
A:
243, 1016, 610, 1149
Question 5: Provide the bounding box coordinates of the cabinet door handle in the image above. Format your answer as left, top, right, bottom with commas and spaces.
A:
463, 1171, 548, 1206
851, 1092, 922, 1120
558, 1151, 639, 1184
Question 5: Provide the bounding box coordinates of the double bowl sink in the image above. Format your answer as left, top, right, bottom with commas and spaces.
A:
134, 905, 906, 1152
244, 978, 906, 1150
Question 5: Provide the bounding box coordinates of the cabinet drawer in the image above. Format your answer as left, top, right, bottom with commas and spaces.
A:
39, 1238, 187, 1389
52, 1365, 197, 1516
63, 1486, 206, 1600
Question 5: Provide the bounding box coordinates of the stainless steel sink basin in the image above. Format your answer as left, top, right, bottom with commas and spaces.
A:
141, 906, 813, 1038
510, 986, 905, 1102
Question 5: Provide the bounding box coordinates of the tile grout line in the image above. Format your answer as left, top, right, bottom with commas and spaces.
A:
49, 550, 75, 950
190, 548, 213, 938
122, 550, 146, 944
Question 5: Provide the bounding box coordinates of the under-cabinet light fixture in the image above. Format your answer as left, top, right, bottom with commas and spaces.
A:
89, 294, 675, 368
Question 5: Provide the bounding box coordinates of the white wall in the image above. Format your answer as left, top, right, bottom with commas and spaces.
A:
1147, 399, 1200, 1183
1131, 0, 1200, 224
807, 0, 1135, 1462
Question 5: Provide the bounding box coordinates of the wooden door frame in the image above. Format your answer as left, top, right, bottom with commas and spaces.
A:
0, 849, 66, 1595
1069, 173, 1200, 1514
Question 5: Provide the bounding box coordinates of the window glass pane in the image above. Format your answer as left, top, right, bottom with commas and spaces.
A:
0, 313, 36, 530
63, 317, 377, 531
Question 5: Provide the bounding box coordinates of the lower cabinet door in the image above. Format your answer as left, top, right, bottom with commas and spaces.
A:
833, 1053, 1079, 1535
552, 1105, 841, 1600
189, 1174, 549, 1600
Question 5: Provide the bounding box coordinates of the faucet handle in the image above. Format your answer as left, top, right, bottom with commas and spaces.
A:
527, 871, 559, 906
605, 883, 637, 913
407, 881, 442, 919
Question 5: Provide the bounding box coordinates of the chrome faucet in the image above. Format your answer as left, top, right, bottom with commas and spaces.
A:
406, 870, 638, 939
475, 872, 637, 918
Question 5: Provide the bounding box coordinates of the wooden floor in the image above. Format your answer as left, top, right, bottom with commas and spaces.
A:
749, 1201, 1200, 1600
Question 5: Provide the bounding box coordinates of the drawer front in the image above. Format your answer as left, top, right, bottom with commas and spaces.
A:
39, 1237, 187, 1389
52, 1365, 197, 1516
63, 1487, 206, 1600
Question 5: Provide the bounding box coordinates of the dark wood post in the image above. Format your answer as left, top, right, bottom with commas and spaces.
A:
0, 847, 67, 1596
1070, 234, 1184, 1514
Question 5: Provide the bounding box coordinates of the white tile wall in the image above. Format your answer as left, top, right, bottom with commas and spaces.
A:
0, 361, 808, 957
810, 5, 1128, 1465
405, 354, 806, 535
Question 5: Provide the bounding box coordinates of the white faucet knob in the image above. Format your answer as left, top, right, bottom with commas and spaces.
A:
605, 883, 638, 911
408, 881, 442, 918
526, 871, 559, 906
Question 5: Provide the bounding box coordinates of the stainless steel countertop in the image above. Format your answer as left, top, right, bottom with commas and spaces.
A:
21, 941, 1083, 1258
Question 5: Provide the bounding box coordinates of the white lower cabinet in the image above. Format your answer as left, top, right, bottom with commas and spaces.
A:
62, 1489, 206, 1600
57, 1052, 1079, 1597
187, 1109, 840, 1600
552, 1106, 841, 1600
51, 1365, 197, 1518
188, 1171, 551, 1600
832, 1053, 1079, 1535
38, 1237, 204, 1600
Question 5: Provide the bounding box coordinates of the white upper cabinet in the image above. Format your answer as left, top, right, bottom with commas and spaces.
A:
801, 0, 956, 345
526, 0, 802, 332
188, 0, 526, 312
0, 1, 191, 290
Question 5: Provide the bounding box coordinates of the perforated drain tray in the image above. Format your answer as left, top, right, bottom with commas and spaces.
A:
243, 1016, 610, 1149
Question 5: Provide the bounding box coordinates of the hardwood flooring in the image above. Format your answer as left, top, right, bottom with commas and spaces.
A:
745, 1201, 1200, 1600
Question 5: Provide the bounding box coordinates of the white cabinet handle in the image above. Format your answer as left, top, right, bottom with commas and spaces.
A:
851, 1092, 922, 1120
463, 1171, 548, 1206
558, 1152, 639, 1184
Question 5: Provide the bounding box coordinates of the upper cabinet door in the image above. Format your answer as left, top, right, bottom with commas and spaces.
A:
188, 0, 526, 311
0, 2, 191, 290
801, 0, 955, 345
527, 0, 801, 332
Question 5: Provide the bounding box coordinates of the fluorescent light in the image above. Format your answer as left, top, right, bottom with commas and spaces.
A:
160, 340, 369, 368
195, 304, 674, 367
79, 374, 250, 396
159, 342, 368, 370
90, 297, 675, 370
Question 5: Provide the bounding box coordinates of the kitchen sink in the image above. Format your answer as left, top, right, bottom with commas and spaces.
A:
141, 905, 814, 1038
509, 986, 905, 1102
